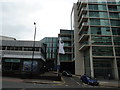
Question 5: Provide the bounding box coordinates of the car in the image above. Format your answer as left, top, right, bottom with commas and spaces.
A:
80, 75, 99, 86
62, 71, 72, 77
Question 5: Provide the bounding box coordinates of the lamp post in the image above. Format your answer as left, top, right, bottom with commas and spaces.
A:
31, 22, 36, 78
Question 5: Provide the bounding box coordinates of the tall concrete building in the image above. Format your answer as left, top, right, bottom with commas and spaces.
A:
71, 0, 120, 80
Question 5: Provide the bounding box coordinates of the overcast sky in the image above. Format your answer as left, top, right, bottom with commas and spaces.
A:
1, 0, 78, 41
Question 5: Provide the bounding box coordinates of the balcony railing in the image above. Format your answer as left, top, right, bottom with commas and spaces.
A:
78, 7, 88, 16
79, 34, 89, 43
78, 22, 88, 29
79, 41, 90, 51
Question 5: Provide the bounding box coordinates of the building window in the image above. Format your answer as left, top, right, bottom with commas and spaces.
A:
107, 0, 116, 4
113, 36, 120, 45
92, 46, 114, 56
91, 36, 112, 45
108, 5, 117, 11
60, 54, 71, 61
95, 11, 108, 18
2, 46, 6, 50
115, 47, 120, 56
90, 19, 100, 25
110, 20, 120, 26
15, 47, 22, 51
109, 12, 119, 18
89, 4, 107, 11
93, 58, 113, 79
24, 47, 33, 51
89, 4, 98, 10
3, 59, 20, 71
91, 27, 111, 35
112, 27, 120, 35
22, 61, 38, 72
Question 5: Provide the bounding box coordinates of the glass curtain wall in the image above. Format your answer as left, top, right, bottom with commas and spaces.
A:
92, 46, 114, 56
91, 36, 112, 45
93, 58, 114, 79
84, 49, 91, 76
91, 27, 111, 35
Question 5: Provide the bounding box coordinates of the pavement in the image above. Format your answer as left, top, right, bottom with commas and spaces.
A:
75, 75, 120, 88
22, 71, 63, 84
23, 71, 120, 88
2, 71, 120, 88
98, 80, 120, 88
21, 71, 63, 84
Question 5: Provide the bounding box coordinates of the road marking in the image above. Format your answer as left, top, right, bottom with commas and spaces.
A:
70, 77, 81, 85
76, 81, 81, 85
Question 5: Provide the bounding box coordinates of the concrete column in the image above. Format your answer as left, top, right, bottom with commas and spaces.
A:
113, 58, 119, 80
89, 46, 94, 77
73, 3, 84, 76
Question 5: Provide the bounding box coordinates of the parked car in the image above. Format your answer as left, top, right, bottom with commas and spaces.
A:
80, 75, 99, 86
62, 71, 72, 77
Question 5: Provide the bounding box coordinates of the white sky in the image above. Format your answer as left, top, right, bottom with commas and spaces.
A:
1, 0, 78, 41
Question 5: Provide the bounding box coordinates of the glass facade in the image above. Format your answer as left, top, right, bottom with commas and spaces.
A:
90, 19, 110, 26
113, 36, 120, 45
110, 20, 120, 26
1, 46, 41, 51
112, 27, 120, 35
3, 59, 21, 71
108, 5, 118, 11
40, 37, 58, 60
59, 54, 71, 61
84, 49, 91, 76
91, 36, 112, 45
59, 30, 74, 62
115, 47, 120, 56
92, 46, 114, 56
93, 58, 114, 79
109, 12, 119, 18
89, 4, 107, 10
91, 27, 111, 35
89, 11, 108, 18
75, 0, 120, 79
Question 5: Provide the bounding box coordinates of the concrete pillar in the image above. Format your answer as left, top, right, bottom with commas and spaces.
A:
73, 3, 84, 76
113, 58, 119, 80
90, 46, 94, 77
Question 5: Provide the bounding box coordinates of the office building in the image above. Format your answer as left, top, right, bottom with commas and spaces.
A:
1, 36, 46, 75
71, 0, 120, 80
58, 29, 75, 73
40, 37, 58, 70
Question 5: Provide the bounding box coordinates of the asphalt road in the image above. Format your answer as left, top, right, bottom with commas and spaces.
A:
2, 76, 117, 89
2, 76, 85, 88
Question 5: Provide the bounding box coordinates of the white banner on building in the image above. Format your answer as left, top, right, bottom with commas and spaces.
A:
58, 38, 65, 54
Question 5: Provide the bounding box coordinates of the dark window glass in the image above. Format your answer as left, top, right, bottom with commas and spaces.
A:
2, 46, 6, 50
109, 12, 119, 18
112, 28, 120, 35
113, 36, 120, 45
91, 36, 112, 45
115, 47, 120, 56
91, 27, 111, 35
108, 5, 117, 11
92, 46, 113, 56
110, 20, 120, 26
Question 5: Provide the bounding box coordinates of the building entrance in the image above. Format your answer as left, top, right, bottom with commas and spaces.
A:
93, 58, 113, 79
3, 59, 20, 71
